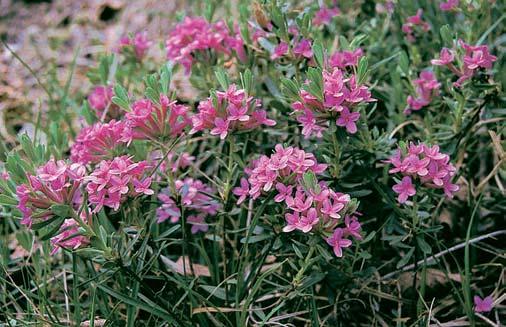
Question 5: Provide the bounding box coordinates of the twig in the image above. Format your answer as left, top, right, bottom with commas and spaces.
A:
383, 230, 506, 279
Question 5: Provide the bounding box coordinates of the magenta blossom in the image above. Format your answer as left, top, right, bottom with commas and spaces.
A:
402, 9, 430, 42
291, 68, 374, 138
88, 86, 121, 120
85, 156, 152, 212
440, 0, 459, 11
392, 176, 417, 203
405, 71, 440, 114
329, 48, 363, 69
190, 84, 276, 139
386, 142, 459, 203
474, 295, 494, 313
50, 215, 90, 254
119, 31, 152, 60
125, 94, 191, 141
188, 215, 209, 234
313, 6, 340, 26
431, 48, 455, 66
326, 228, 353, 257
271, 42, 289, 60
16, 159, 86, 227
70, 120, 132, 165
293, 39, 313, 58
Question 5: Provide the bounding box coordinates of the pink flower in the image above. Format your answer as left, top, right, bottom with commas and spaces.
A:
292, 68, 374, 138
88, 86, 121, 120
440, 0, 459, 11
402, 9, 430, 42
119, 31, 152, 60
85, 156, 151, 212
271, 42, 289, 60
313, 6, 340, 26
166, 16, 242, 73
299, 208, 319, 232
50, 216, 90, 254
157, 178, 219, 227
431, 48, 455, 66
233, 178, 250, 205
344, 216, 362, 240
125, 95, 191, 141
392, 176, 416, 203
16, 160, 85, 228
70, 120, 132, 164
191, 84, 276, 139
336, 107, 360, 134
405, 71, 440, 114
274, 183, 293, 203
474, 295, 494, 313
293, 39, 313, 58
188, 215, 209, 234
326, 228, 352, 257
329, 49, 363, 69
460, 40, 497, 70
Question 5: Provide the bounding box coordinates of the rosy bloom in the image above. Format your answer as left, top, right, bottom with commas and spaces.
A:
431, 48, 455, 66
344, 216, 362, 240
402, 9, 430, 41
336, 107, 360, 134
70, 120, 131, 164
474, 295, 494, 313
460, 40, 497, 70
125, 95, 192, 141
191, 84, 276, 139
16, 160, 85, 228
405, 71, 440, 114
271, 42, 289, 60
166, 16, 242, 73
274, 183, 293, 203
233, 178, 250, 205
293, 39, 313, 58
119, 31, 152, 60
292, 68, 374, 138
50, 216, 90, 254
440, 0, 459, 11
326, 228, 352, 257
188, 215, 209, 234
299, 208, 319, 233
392, 176, 416, 203
88, 86, 121, 120
313, 6, 340, 26
157, 178, 219, 227
329, 49, 363, 69
85, 156, 151, 212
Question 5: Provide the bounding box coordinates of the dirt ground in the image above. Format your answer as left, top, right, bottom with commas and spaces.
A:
0, 0, 187, 145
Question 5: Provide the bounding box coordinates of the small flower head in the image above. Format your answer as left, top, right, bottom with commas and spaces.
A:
474, 295, 494, 313
326, 228, 353, 257
313, 6, 340, 26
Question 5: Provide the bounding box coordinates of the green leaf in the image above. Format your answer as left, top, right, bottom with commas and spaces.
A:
281, 78, 300, 99
240, 69, 253, 95
51, 204, 73, 218
416, 236, 432, 254
312, 41, 325, 69
215, 68, 230, 91
112, 84, 130, 110
396, 247, 415, 269
439, 25, 453, 47
96, 284, 178, 324
200, 285, 228, 300
0, 194, 17, 206
240, 234, 271, 244
357, 56, 369, 85
398, 51, 409, 76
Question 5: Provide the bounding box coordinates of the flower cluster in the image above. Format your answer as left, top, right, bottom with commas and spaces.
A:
313, 6, 340, 26
387, 143, 459, 203
440, 0, 459, 11
50, 215, 90, 254
432, 41, 497, 87
88, 85, 121, 120
157, 178, 220, 234
190, 84, 276, 139
71, 120, 131, 165
165, 16, 244, 73
402, 9, 430, 42
85, 156, 153, 212
329, 48, 363, 69
125, 95, 192, 141
119, 31, 152, 61
16, 160, 85, 227
292, 68, 374, 137
405, 71, 441, 114
233, 145, 361, 257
